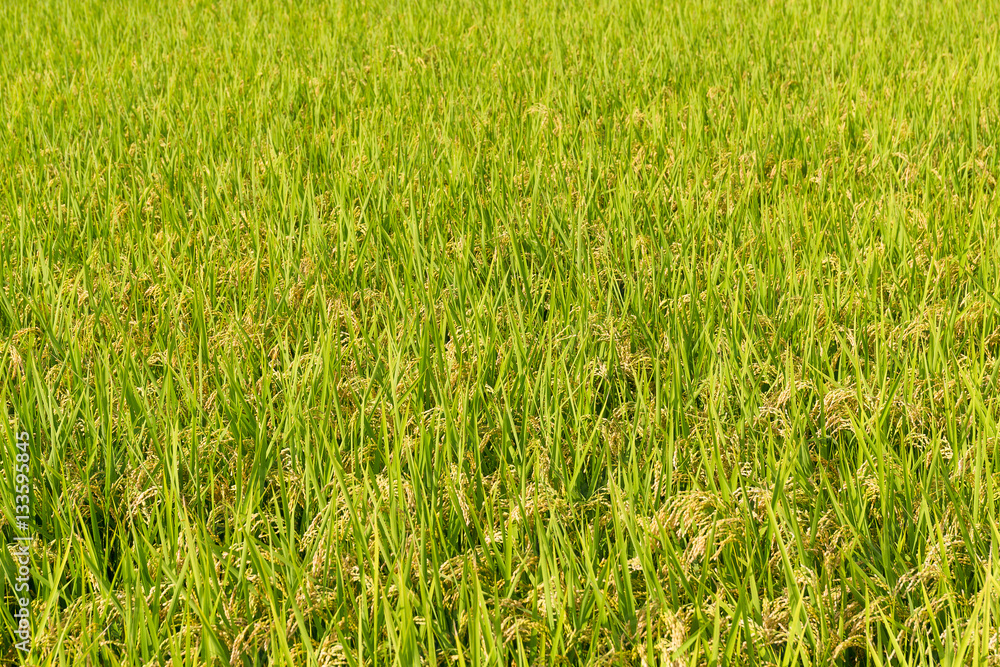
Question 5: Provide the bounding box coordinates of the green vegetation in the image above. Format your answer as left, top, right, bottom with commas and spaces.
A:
2, 0, 1000, 664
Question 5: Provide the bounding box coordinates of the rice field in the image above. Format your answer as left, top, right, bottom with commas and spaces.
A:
2, 0, 1000, 664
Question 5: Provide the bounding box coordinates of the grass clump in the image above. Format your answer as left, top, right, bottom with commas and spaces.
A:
2, 0, 1000, 664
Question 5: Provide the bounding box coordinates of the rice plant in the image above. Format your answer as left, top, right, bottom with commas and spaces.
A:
2, 0, 999, 664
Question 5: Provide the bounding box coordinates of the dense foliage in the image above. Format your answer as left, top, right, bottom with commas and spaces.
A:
2, 0, 1000, 664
